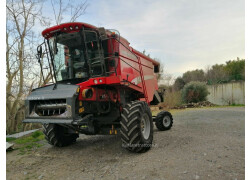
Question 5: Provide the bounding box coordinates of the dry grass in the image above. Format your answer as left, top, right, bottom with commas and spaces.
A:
160, 90, 182, 109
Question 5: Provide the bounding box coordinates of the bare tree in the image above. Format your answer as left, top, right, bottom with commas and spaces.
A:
50, 0, 88, 25
6, 0, 89, 134
161, 73, 174, 87
6, 0, 44, 133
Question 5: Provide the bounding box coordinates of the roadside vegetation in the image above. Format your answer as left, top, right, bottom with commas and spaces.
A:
158, 58, 245, 109
174, 58, 245, 89
6, 131, 44, 155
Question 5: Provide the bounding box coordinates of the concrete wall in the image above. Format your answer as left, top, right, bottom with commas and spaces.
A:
207, 81, 245, 105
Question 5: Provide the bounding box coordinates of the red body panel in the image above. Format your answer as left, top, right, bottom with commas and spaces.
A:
42, 22, 97, 38
43, 22, 160, 104
116, 37, 159, 103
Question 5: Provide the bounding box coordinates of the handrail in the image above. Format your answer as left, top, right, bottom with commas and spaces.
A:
112, 37, 149, 103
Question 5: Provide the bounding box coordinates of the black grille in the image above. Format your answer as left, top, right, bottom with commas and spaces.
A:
33, 99, 67, 116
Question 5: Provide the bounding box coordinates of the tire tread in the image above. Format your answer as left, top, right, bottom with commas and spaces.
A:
120, 101, 153, 153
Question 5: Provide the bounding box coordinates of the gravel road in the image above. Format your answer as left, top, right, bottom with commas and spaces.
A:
6, 107, 245, 180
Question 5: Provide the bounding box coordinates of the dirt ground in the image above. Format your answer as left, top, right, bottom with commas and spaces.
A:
6, 107, 245, 180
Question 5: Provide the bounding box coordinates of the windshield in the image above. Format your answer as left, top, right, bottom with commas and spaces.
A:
48, 31, 103, 82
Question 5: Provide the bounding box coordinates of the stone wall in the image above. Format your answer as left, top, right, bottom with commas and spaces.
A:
207, 81, 245, 105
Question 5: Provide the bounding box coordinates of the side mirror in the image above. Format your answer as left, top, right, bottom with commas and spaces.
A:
154, 65, 159, 73
37, 46, 42, 59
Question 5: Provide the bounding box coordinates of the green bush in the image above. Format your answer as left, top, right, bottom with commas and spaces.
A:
182, 81, 209, 103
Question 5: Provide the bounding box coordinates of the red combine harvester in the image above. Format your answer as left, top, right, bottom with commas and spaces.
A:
23, 22, 173, 153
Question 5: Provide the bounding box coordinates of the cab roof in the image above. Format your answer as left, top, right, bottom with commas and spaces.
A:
42, 22, 97, 39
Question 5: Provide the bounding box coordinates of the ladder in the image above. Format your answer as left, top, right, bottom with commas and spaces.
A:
137, 56, 149, 104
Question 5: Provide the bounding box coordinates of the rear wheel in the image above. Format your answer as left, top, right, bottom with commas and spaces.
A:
120, 101, 153, 153
155, 111, 173, 131
42, 124, 78, 147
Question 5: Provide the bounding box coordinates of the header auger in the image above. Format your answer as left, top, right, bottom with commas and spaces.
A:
23, 22, 173, 153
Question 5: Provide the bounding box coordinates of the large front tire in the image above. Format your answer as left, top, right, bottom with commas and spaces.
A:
120, 101, 153, 153
42, 124, 78, 147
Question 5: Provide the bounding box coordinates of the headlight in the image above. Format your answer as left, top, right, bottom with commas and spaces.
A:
82, 89, 93, 99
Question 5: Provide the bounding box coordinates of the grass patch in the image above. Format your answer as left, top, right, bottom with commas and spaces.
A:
231, 104, 245, 107
31, 130, 43, 138
152, 110, 160, 116
14, 132, 44, 144
6, 137, 17, 142
18, 143, 43, 155
7, 130, 45, 155
211, 104, 245, 108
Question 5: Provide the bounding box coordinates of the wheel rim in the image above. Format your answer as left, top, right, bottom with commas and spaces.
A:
163, 116, 171, 127
141, 113, 150, 139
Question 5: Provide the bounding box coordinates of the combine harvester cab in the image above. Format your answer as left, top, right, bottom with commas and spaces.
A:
23, 22, 173, 152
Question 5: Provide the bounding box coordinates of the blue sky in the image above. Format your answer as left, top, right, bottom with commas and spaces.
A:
42, 0, 245, 77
